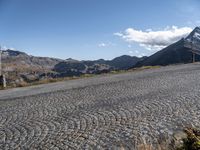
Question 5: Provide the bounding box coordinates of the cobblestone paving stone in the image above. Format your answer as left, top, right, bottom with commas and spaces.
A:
0, 63, 200, 149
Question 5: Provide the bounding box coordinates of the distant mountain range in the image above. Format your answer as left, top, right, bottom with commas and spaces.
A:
2, 27, 200, 86
1, 50, 145, 86
54, 55, 147, 77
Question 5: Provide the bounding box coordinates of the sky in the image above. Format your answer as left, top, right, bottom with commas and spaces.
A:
0, 0, 200, 60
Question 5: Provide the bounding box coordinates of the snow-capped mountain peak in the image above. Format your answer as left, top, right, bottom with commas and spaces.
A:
185, 26, 200, 42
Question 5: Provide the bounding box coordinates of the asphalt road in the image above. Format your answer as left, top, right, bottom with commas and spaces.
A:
0, 63, 200, 149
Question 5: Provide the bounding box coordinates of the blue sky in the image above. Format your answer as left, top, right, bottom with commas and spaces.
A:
0, 0, 200, 60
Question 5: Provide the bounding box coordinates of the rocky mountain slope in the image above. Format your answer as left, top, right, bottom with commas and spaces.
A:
1, 50, 143, 86
135, 27, 200, 67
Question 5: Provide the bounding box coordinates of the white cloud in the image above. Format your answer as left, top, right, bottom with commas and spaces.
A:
138, 53, 146, 58
128, 44, 132, 48
135, 50, 139, 54
128, 50, 147, 57
115, 26, 193, 51
9, 47, 16, 50
128, 50, 133, 54
98, 42, 116, 47
98, 43, 107, 47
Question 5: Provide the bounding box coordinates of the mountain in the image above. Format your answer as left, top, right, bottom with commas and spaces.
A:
53, 55, 143, 77
2, 49, 62, 69
135, 27, 200, 67
54, 61, 112, 77
1, 49, 63, 85
107, 55, 146, 69
1, 49, 143, 86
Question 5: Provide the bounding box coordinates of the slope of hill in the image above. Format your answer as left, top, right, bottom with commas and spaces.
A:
135, 27, 200, 67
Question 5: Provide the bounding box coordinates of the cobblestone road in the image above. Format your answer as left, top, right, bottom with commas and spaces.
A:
0, 63, 200, 149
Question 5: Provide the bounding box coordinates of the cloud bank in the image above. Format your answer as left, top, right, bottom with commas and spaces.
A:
115, 26, 193, 51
